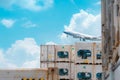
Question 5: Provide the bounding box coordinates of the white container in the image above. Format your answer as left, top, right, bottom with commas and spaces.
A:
40, 62, 47, 68
41, 45, 55, 62
41, 45, 48, 62
41, 62, 55, 68
94, 43, 102, 64
71, 46, 75, 63
71, 63, 75, 80
94, 65, 102, 80
75, 42, 94, 64
55, 45, 73, 62
75, 64, 93, 80
56, 63, 71, 79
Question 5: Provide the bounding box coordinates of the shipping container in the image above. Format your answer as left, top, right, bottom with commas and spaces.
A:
41, 45, 48, 62
40, 45, 75, 62
40, 45, 55, 62
40, 62, 55, 68
71, 45, 75, 63
40, 62, 75, 80
55, 45, 73, 62
75, 42, 94, 64
75, 64, 93, 80
0, 68, 58, 80
75, 64, 102, 80
56, 63, 71, 80
40, 43, 103, 80
94, 65, 102, 80
94, 43, 102, 64
71, 63, 75, 80
40, 62, 47, 68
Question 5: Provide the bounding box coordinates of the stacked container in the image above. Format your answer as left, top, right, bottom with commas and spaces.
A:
40, 45, 75, 80
40, 42, 102, 80
55, 45, 75, 80
74, 42, 102, 80
75, 42, 94, 64
40, 45, 55, 68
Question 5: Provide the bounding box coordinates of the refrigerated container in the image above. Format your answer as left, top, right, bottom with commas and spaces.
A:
75, 64, 93, 80
75, 42, 94, 64
55, 45, 72, 62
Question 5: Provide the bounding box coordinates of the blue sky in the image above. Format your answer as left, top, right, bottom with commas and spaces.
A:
0, 0, 101, 68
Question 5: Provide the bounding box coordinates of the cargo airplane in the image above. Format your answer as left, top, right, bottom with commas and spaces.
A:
63, 30, 101, 41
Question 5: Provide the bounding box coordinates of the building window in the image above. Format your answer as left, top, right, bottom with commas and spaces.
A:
77, 50, 91, 59
57, 51, 69, 58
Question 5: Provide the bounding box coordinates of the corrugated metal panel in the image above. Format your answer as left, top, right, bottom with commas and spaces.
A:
71, 63, 75, 79
48, 62, 55, 68
94, 43, 102, 64
71, 45, 75, 62
41, 45, 48, 62
47, 45, 55, 61
94, 65, 102, 80
41, 45, 55, 62
41, 62, 55, 68
75, 42, 94, 64
40, 63, 47, 68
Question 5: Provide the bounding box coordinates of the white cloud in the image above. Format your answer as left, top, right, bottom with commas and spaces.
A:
22, 57, 40, 68
95, 1, 101, 5
0, 38, 40, 68
0, 0, 54, 11
23, 21, 37, 28
7, 38, 39, 56
5, 63, 18, 69
60, 9, 101, 43
1, 19, 15, 28
0, 49, 5, 63
46, 41, 57, 45
0, 49, 18, 69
